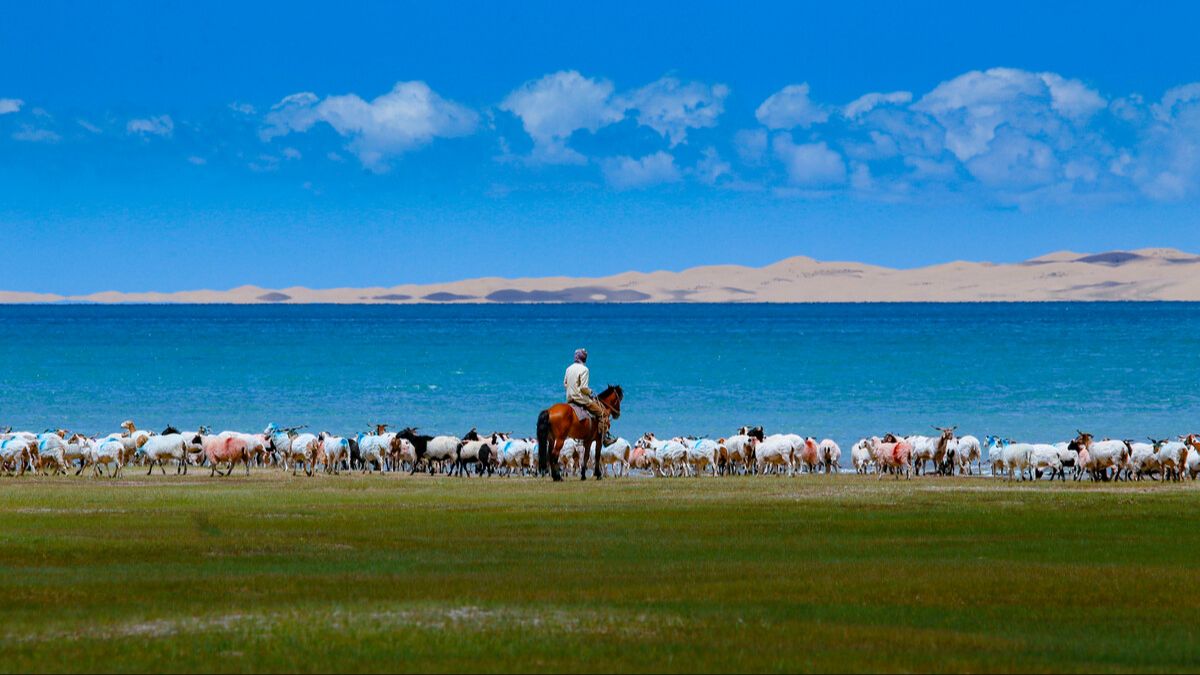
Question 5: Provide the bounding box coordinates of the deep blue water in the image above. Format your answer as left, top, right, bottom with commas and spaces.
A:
2, 303, 1199, 448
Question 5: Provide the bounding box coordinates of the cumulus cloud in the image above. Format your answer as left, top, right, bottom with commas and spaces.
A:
600, 151, 681, 190
913, 68, 1103, 162
756, 83, 829, 129
772, 135, 845, 186
263, 82, 478, 171
623, 77, 728, 146
1125, 82, 1200, 200
500, 71, 623, 164
0, 98, 23, 115
127, 115, 174, 137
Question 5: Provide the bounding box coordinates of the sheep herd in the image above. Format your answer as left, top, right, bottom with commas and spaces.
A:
2, 421, 1199, 483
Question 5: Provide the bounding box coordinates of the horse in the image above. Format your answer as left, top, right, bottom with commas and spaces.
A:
536, 384, 623, 482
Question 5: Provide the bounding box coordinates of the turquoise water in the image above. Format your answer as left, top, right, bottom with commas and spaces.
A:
2, 304, 1199, 449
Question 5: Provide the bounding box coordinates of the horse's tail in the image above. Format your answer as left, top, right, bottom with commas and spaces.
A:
536, 409, 551, 475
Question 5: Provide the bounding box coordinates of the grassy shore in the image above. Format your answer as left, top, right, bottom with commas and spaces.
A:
1, 473, 1198, 673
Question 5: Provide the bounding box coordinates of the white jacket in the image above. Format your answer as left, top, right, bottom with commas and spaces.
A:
564, 362, 593, 403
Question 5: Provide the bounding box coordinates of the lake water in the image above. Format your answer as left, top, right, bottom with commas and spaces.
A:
2, 303, 1199, 450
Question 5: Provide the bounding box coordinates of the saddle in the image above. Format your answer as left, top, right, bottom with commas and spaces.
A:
569, 403, 591, 422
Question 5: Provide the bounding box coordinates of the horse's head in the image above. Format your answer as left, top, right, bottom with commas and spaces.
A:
598, 384, 623, 419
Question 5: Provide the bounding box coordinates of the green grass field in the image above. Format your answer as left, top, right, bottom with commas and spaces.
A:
1, 472, 1198, 673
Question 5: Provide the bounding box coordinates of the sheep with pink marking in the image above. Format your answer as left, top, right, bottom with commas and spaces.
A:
868, 436, 912, 480
194, 432, 251, 476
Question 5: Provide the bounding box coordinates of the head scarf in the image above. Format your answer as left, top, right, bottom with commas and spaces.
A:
574, 348, 588, 364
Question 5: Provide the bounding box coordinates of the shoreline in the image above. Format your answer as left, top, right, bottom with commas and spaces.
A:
7, 247, 1200, 304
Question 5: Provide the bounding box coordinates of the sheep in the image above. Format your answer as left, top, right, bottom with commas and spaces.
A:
454, 434, 496, 477
317, 432, 351, 474
954, 434, 982, 475
138, 433, 191, 475
1075, 432, 1131, 481
754, 434, 795, 476
907, 435, 939, 475
1153, 438, 1188, 481
850, 438, 873, 474
933, 426, 959, 475
34, 432, 73, 475
195, 432, 251, 477
1183, 437, 1200, 480
0, 436, 35, 476
681, 438, 721, 476
80, 437, 124, 478
796, 437, 821, 474
600, 437, 632, 477
1126, 441, 1160, 480
867, 436, 912, 480
722, 434, 758, 475
494, 436, 535, 475
983, 436, 1032, 481
1028, 444, 1065, 481
817, 439, 841, 474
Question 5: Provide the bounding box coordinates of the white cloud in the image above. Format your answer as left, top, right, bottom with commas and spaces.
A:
600, 151, 681, 190
772, 135, 845, 186
756, 83, 829, 129
500, 70, 623, 164
0, 98, 23, 115
228, 102, 256, 115
734, 128, 769, 165
127, 115, 174, 137
187, 156, 207, 166
913, 68, 1103, 161
1041, 73, 1106, 120
623, 77, 728, 146
694, 147, 732, 186
1127, 82, 1200, 200
963, 128, 1059, 188
263, 82, 478, 172
282, 147, 302, 160
76, 119, 102, 134
843, 91, 912, 119
1153, 83, 1200, 122
12, 125, 60, 143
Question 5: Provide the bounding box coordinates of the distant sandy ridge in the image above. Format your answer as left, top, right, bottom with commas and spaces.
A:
5, 248, 1200, 304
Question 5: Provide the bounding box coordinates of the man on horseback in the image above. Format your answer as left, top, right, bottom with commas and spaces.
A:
564, 348, 609, 439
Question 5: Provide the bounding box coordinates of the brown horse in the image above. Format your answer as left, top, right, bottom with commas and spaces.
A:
537, 385, 623, 482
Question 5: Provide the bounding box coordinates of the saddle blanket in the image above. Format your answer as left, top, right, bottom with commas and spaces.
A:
569, 403, 591, 422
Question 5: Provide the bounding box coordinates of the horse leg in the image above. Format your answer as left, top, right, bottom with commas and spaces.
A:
593, 436, 603, 480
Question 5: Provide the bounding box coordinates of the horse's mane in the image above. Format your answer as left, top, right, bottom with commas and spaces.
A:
598, 384, 623, 399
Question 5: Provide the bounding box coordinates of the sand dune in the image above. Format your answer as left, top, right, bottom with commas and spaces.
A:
8, 248, 1200, 303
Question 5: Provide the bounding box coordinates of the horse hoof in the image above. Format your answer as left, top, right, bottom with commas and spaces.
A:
580, 475, 587, 481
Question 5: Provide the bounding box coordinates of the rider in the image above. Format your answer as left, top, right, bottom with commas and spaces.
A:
564, 348, 609, 438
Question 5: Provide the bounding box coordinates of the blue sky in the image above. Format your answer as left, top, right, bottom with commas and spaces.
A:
3, 0, 1200, 293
